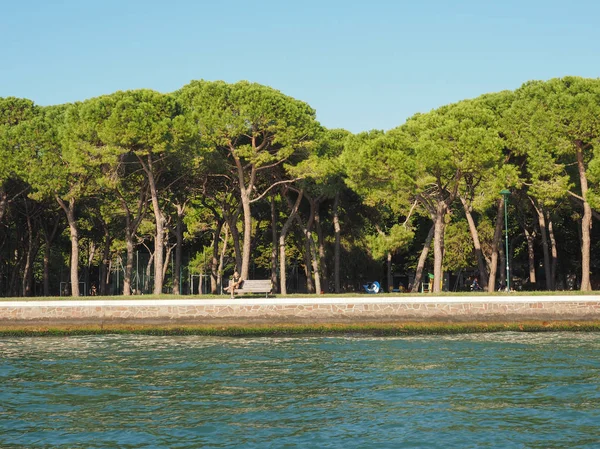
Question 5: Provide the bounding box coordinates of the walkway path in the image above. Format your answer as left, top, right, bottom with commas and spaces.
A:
1, 295, 599, 325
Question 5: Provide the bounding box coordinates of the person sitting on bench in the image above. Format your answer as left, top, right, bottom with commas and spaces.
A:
224, 271, 244, 298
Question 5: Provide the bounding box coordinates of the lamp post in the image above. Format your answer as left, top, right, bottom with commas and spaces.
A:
500, 189, 511, 292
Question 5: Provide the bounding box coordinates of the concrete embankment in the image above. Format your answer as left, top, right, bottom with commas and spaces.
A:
1, 296, 599, 328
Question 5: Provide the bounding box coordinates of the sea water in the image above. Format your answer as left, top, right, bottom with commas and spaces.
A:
1, 333, 599, 448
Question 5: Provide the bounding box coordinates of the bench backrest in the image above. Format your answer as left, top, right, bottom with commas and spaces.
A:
228, 279, 272, 292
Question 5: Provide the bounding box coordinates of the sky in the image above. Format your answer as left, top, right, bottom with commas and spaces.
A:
1, 0, 599, 133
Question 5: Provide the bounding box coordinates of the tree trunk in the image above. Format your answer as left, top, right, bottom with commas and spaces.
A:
151, 205, 164, 294
117, 186, 147, 296
0, 188, 7, 225
386, 252, 393, 293
487, 199, 504, 292
162, 243, 174, 285
524, 229, 536, 284
499, 245, 506, 289
432, 202, 447, 293
302, 230, 321, 295
279, 236, 289, 296
460, 196, 488, 289
144, 249, 154, 294
310, 242, 321, 294
532, 200, 552, 290
84, 240, 96, 296
374, 225, 394, 292
302, 231, 314, 293
548, 214, 558, 290
199, 265, 204, 295
21, 212, 34, 297
296, 194, 323, 294
240, 189, 252, 281
411, 225, 434, 293
0, 188, 7, 294
173, 204, 185, 295
294, 196, 321, 294
227, 210, 242, 274
333, 192, 341, 293
279, 190, 303, 295
230, 146, 259, 282
97, 226, 111, 295
57, 196, 80, 297
576, 143, 592, 291
0, 188, 6, 295
106, 259, 112, 293
270, 195, 279, 293
122, 231, 133, 296
9, 248, 22, 297
43, 241, 51, 296
210, 220, 224, 294
42, 217, 60, 297
217, 224, 229, 293
139, 154, 165, 295
229, 137, 287, 282
315, 205, 329, 293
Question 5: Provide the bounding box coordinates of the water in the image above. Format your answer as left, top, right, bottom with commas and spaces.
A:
1, 333, 600, 448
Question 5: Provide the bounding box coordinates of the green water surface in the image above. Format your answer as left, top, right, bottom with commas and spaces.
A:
1, 333, 599, 448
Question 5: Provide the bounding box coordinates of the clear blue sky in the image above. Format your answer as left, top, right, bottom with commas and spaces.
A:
2, 0, 599, 132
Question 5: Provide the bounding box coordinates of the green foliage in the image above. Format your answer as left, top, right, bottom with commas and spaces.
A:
290, 128, 350, 194
403, 99, 504, 199
0, 97, 38, 183
507, 77, 600, 205
4, 77, 600, 297
100, 90, 180, 154
343, 130, 415, 213
177, 80, 320, 170
475, 216, 496, 258
17, 105, 76, 199
470, 163, 522, 211
188, 247, 213, 275
443, 220, 476, 271
367, 224, 414, 260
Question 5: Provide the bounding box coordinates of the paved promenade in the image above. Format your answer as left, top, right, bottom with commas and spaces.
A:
1, 295, 600, 326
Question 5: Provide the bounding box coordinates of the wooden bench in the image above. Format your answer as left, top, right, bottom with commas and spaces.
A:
228, 279, 272, 298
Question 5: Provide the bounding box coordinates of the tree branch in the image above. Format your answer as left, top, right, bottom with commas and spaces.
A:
250, 178, 303, 204
403, 199, 419, 227
567, 190, 584, 202
255, 157, 290, 172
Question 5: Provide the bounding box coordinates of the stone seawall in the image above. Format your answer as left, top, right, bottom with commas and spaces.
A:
1, 296, 600, 326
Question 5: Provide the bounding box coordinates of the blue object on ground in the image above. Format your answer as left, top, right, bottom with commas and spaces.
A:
363, 281, 381, 293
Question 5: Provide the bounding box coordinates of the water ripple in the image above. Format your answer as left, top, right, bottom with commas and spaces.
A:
1, 333, 600, 448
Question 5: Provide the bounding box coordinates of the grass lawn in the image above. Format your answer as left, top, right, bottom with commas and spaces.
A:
0, 290, 599, 301
1, 321, 600, 337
